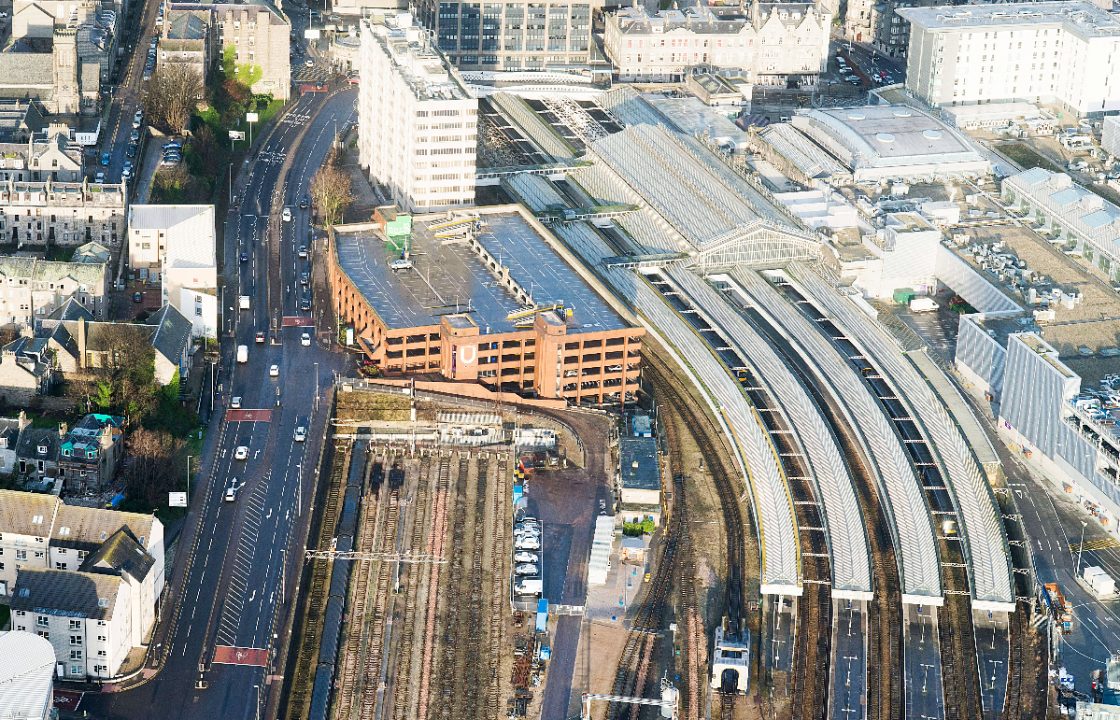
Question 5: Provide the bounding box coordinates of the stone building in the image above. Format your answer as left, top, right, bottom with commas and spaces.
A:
0, 125, 84, 183
0, 179, 127, 248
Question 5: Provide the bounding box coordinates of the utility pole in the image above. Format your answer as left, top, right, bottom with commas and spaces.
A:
1076, 520, 1088, 577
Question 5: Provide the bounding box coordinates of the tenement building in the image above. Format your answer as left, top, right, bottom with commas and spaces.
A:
0, 179, 127, 247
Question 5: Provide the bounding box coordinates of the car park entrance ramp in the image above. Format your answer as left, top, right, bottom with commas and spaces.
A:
787, 263, 1014, 610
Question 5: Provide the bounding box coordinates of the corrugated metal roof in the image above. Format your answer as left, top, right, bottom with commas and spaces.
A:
0, 631, 55, 720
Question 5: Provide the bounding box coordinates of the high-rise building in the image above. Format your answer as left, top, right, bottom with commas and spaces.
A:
900, 1, 1120, 116
414, 0, 598, 71
358, 13, 477, 212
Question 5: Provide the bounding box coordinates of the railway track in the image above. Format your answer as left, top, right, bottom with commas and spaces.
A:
633, 353, 755, 719
353, 483, 401, 719
286, 441, 351, 719
417, 455, 452, 720
486, 456, 510, 718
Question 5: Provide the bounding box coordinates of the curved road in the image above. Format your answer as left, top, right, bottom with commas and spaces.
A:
84, 88, 357, 720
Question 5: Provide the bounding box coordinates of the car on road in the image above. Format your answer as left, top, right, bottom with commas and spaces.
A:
234, 446, 249, 460
130, 129, 140, 142
389, 259, 413, 271
224, 479, 239, 502
231, 396, 242, 409
299, 198, 308, 209
515, 536, 540, 550
301, 332, 311, 346
132, 110, 143, 128
282, 207, 292, 222
300, 271, 309, 286
94, 171, 105, 183
298, 245, 307, 258
514, 551, 538, 564
163, 140, 182, 150
300, 298, 311, 311
240, 252, 248, 263
515, 564, 538, 576
304, 58, 314, 67
294, 425, 307, 442
125, 143, 137, 158
132, 291, 143, 303
269, 364, 279, 378
100, 152, 111, 166
255, 331, 266, 343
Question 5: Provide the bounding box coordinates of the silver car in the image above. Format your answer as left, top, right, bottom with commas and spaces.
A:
515, 536, 540, 550
515, 564, 539, 576
514, 551, 538, 564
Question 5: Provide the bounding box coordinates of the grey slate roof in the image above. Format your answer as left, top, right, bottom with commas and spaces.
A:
0, 54, 54, 88
167, 12, 208, 39
14, 427, 60, 465
52, 503, 155, 551
10, 568, 121, 620
78, 527, 155, 582
47, 297, 95, 322
72, 242, 112, 265
146, 304, 192, 365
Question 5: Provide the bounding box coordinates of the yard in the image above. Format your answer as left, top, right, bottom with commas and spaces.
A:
997, 141, 1064, 173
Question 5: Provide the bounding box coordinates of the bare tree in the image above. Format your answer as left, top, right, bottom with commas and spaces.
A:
311, 149, 354, 227
142, 64, 204, 135
90, 324, 158, 420
120, 428, 184, 508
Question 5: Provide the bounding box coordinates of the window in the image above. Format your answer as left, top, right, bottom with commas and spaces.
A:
15, 549, 26, 561
69, 619, 81, 630
70, 664, 81, 675
70, 635, 82, 645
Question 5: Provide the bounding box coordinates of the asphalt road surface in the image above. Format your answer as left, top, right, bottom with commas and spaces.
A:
831, 600, 868, 720
82, 89, 356, 720
903, 603, 945, 720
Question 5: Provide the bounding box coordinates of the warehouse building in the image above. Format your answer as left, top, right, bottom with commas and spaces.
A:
900, 2, 1120, 117
788, 104, 990, 182
1002, 167, 1120, 282
328, 206, 643, 406
358, 12, 477, 212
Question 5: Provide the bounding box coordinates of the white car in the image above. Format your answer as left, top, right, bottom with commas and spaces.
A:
231, 396, 242, 409
514, 551, 538, 564
269, 364, 279, 378
294, 426, 307, 442
515, 536, 540, 550
298, 245, 308, 259
301, 332, 311, 346
224, 479, 239, 502
282, 207, 292, 222
389, 258, 413, 271
234, 446, 249, 460
515, 564, 539, 576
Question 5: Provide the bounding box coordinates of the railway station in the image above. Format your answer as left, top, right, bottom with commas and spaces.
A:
327, 205, 644, 405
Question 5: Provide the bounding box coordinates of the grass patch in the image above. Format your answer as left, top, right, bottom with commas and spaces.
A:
998, 142, 1063, 173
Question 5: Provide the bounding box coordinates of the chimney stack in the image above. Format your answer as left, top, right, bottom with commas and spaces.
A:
77, 316, 86, 369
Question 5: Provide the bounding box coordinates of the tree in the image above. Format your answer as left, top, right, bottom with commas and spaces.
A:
91, 324, 159, 421
311, 149, 354, 227
221, 46, 262, 91
142, 64, 204, 135
120, 428, 185, 508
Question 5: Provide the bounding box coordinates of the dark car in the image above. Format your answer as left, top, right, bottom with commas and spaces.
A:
240, 252, 248, 263
132, 291, 143, 303
300, 298, 311, 311
125, 144, 137, 158
100, 152, 111, 166
298, 198, 308, 209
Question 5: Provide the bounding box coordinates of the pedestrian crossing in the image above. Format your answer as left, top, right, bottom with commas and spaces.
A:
1069, 536, 1120, 553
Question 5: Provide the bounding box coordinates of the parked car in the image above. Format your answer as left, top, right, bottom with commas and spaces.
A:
282, 207, 292, 222
298, 245, 307, 258
515, 564, 539, 576
515, 536, 540, 550
514, 551, 538, 564
231, 396, 242, 409
132, 291, 143, 303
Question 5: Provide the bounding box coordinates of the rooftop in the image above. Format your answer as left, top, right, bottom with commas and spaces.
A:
898, 1, 1120, 37
1004, 168, 1120, 253
10, 568, 121, 620
0, 632, 55, 720
333, 209, 627, 334
364, 13, 470, 102
792, 105, 989, 169
609, 2, 823, 34
619, 435, 660, 490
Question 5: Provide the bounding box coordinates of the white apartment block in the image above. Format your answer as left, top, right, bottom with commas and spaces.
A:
603, 2, 831, 86
128, 204, 217, 338
0, 492, 164, 681
0, 179, 127, 247
900, 2, 1120, 116
359, 13, 477, 212
1104, 115, 1120, 158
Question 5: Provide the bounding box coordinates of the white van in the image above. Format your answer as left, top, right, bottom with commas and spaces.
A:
237, 345, 248, 363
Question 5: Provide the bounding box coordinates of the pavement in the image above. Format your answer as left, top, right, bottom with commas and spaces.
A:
78, 88, 357, 720
903, 603, 946, 720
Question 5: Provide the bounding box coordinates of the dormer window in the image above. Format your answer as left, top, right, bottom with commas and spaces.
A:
31, 514, 43, 525
97, 597, 108, 608
36, 444, 47, 455
58, 527, 71, 537
62, 449, 71, 457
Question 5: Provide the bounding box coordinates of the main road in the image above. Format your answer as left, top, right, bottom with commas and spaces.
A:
83, 87, 358, 720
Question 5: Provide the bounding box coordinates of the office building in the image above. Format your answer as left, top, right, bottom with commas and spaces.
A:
900, 1, 1120, 116
414, 0, 597, 71
603, 2, 831, 86
359, 13, 477, 212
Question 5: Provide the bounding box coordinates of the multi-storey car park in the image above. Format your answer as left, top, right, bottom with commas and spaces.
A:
484, 86, 1019, 718
327, 205, 644, 405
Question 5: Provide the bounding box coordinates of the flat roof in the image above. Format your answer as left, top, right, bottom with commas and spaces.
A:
620, 435, 660, 490
334, 211, 628, 334
898, 1, 1120, 37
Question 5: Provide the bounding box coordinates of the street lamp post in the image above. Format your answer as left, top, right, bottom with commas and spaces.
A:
186, 455, 192, 500
1076, 520, 1088, 577
252, 684, 261, 720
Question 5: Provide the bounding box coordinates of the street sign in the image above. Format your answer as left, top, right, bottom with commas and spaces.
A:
228, 130, 246, 140
169, 492, 187, 507
246, 112, 259, 123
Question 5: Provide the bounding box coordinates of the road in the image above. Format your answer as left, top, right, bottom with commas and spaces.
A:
82, 88, 357, 720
